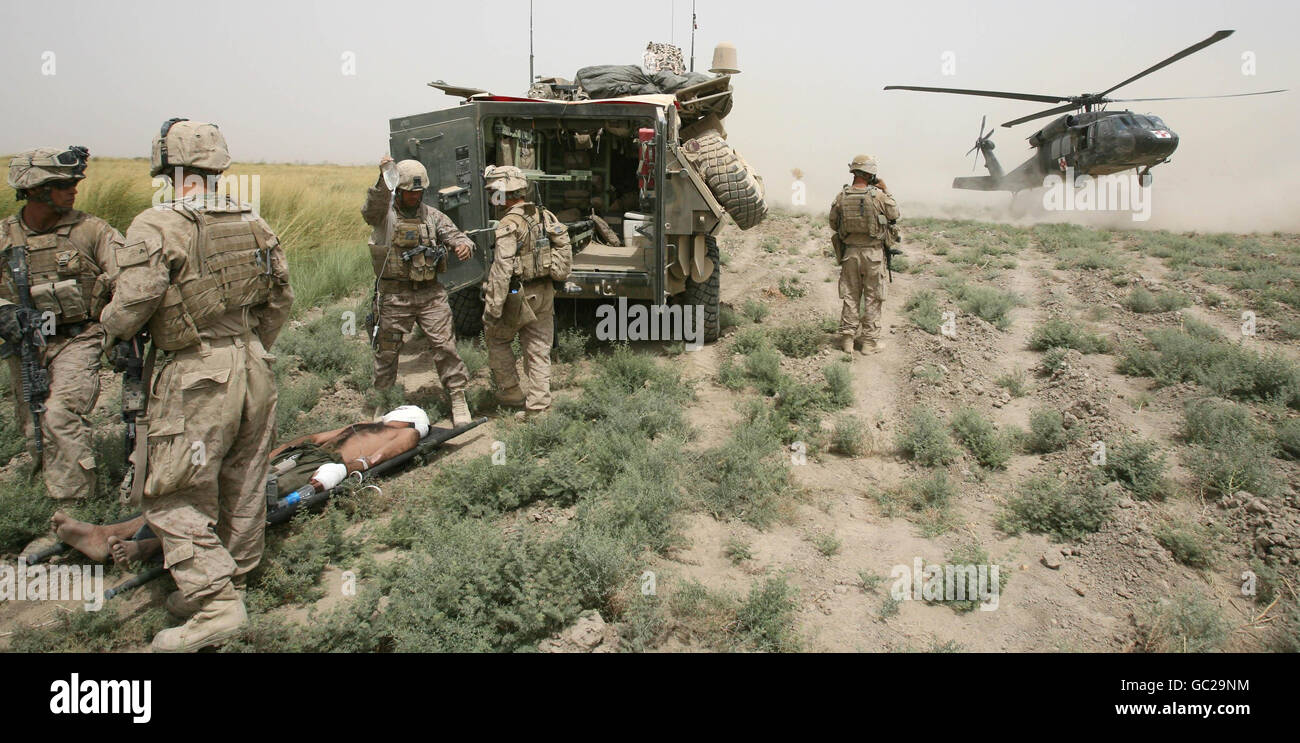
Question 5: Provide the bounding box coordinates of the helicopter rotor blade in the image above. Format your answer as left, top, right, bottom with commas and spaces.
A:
1001, 102, 1079, 128
1096, 29, 1235, 99
884, 85, 1067, 104
1108, 89, 1287, 102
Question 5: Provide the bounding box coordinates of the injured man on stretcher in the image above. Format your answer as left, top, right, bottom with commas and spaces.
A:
49, 406, 433, 565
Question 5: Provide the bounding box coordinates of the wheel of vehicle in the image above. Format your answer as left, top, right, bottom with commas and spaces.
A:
681, 235, 721, 343
691, 133, 767, 230
448, 286, 485, 338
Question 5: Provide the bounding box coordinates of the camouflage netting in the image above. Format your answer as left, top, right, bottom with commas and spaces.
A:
574, 65, 714, 99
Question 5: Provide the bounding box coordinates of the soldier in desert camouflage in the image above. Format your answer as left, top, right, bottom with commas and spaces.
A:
362, 156, 474, 426
100, 118, 293, 652
829, 154, 900, 356
0, 146, 123, 501
481, 165, 571, 421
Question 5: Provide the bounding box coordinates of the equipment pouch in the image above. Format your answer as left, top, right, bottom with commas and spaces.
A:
52, 279, 88, 323
29, 281, 60, 317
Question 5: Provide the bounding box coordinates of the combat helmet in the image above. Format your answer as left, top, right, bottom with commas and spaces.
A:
483, 165, 528, 193
848, 154, 879, 176
7, 146, 90, 196
395, 160, 429, 191
150, 118, 232, 177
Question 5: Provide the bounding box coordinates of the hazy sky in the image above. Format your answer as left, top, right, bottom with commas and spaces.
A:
2, 0, 1295, 230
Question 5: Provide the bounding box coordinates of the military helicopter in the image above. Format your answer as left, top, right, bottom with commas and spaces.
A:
885, 30, 1285, 192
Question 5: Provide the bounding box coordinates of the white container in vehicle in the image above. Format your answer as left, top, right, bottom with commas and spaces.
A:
623, 212, 649, 246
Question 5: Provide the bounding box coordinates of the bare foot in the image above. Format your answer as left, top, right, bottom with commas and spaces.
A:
54, 514, 111, 562
108, 536, 161, 565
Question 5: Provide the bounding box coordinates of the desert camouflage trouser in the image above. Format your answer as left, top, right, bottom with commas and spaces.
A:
838, 244, 886, 343
373, 282, 469, 393
7, 324, 103, 500
138, 334, 275, 600
485, 282, 554, 413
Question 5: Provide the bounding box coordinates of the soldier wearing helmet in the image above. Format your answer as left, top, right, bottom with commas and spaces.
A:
362, 154, 475, 425
829, 154, 901, 355
0, 145, 124, 501
98, 118, 294, 652
480, 165, 571, 421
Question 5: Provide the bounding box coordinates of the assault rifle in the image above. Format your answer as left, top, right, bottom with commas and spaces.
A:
113, 333, 149, 465
400, 242, 448, 266
885, 247, 904, 283
4, 247, 50, 468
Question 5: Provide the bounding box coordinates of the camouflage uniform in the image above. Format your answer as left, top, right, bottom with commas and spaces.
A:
1, 147, 122, 500
102, 192, 292, 605
361, 176, 473, 397
482, 191, 572, 415
829, 156, 900, 351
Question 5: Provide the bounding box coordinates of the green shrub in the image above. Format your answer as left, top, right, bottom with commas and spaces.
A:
905, 290, 944, 334
1028, 317, 1111, 353
732, 326, 771, 355
896, 407, 959, 466
1118, 318, 1300, 407
1181, 397, 1262, 446
1275, 418, 1300, 460
456, 337, 488, 378
1136, 591, 1228, 653
999, 473, 1115, 541
950, 407, 1014, 469
724, 536, 753, 563
948, 283, 1019, 330
1154, 520, 1215, 569
555, 327, 590, 363
770, 322, 823, 358
1123, 286, 1191, 314
742, 299, 771, 323
695, 425, 790, 528
778, 276, 807, 298
830, 413, 868, 456
810, 532, 841, 557
1025, 408, 1076, 453
823, 362, 854, 408
716, 356, 747, 391
744, 348, 784, 395
995, 368, 1028, 397
1102, 436, 1167, 501
1041, 347, 1070, 375
734, 577, 801, 652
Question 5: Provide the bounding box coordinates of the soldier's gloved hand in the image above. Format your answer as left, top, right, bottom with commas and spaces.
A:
454, 243, 472, 261
0, 303, 22, 345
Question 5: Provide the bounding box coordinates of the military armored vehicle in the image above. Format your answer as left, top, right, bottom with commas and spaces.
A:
385, 44, 766, 343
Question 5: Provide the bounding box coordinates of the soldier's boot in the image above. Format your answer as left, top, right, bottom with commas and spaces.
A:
495, 386, 525, 408
166, 587, 245, 619
860, 338, 886, 355
514, 409, 544, 424
839, 336, 854, 354
450, 389, 471, 427
151, 584, 247, 653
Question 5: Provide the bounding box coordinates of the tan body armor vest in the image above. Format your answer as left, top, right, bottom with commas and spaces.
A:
837, 186, 887, 241
372, 213, 442, 283
2, 216, 108, 327
501, 205, 571, 283
149, 203, 276, 350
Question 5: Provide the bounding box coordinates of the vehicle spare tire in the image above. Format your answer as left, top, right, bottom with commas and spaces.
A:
448, 286, 485, 338
691, 133, 767, 230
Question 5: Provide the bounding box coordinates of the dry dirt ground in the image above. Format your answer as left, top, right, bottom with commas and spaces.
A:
3, 209, 1297, 653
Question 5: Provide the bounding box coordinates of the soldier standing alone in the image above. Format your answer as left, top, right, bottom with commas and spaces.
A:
362, 155, 474, 425
481, 166, 571, 421
829, 154, 900, 356
0, 146, 123, 500
100, 119, 293, 652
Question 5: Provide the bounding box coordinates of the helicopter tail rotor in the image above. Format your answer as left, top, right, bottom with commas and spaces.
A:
967, 115, 995, 171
